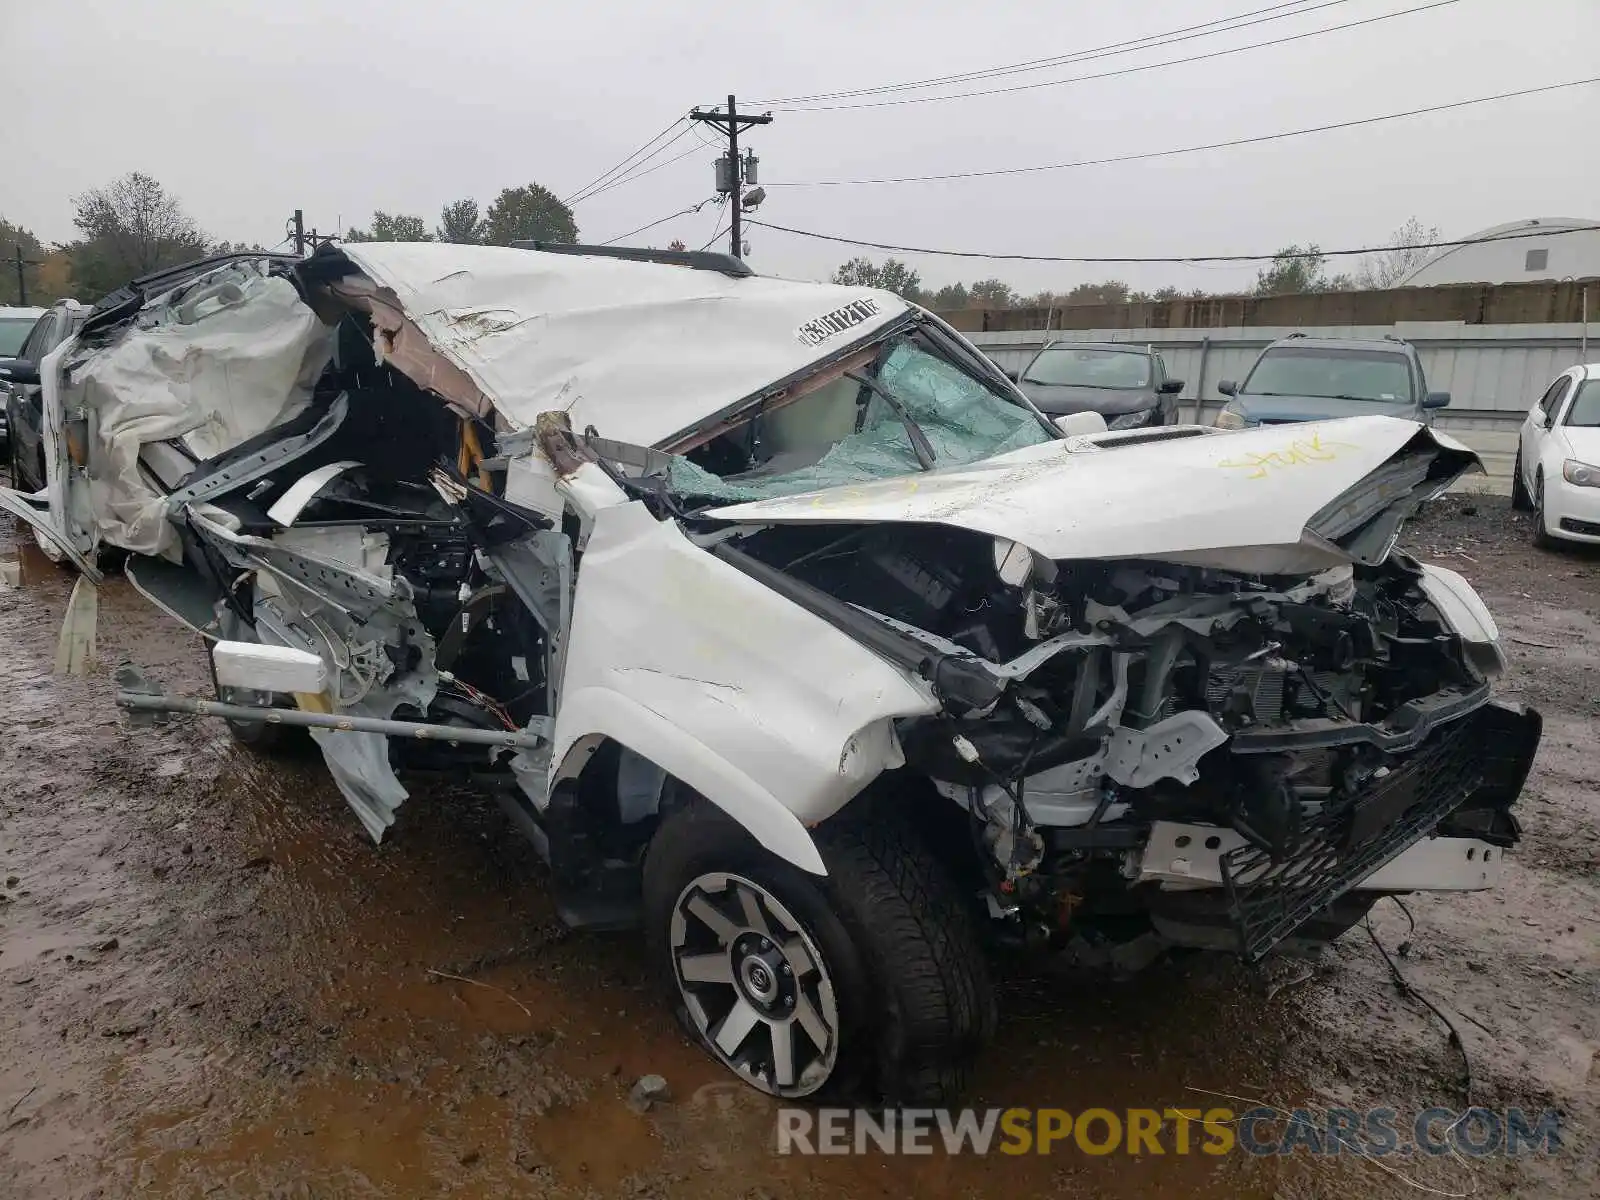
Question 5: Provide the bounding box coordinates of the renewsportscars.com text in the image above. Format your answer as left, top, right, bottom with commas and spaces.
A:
775, 1106, 1563, 1157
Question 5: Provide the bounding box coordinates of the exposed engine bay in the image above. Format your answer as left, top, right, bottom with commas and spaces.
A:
722, 520, 1538, 961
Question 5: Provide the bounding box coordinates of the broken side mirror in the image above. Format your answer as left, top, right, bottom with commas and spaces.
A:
1217, 380, 1238, 397
0, 359, 40, 386
1157, 379, 1184, 394
1422, 391, 1451, 410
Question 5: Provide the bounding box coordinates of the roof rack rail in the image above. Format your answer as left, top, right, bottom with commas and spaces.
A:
511, 241, 754, 279
1285, 331, 1307, 339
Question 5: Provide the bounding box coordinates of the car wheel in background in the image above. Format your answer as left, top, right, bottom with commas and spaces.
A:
1532, 474, 1557, 549
1511, 450, 1533, 511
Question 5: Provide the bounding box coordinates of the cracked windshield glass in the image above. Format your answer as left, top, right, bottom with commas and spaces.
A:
668, 335, 1053, 502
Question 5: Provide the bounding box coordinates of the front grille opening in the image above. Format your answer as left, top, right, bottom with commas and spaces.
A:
1220, 718, 1485, 962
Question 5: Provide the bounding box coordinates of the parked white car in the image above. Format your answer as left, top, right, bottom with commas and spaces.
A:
0, 243, 1541, 1102
1513, 362, 1600, 546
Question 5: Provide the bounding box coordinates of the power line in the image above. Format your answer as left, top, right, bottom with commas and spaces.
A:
601, 197, 719, 246
570, 123, 696, 204
746, 218, 1600, 265
766, 0, 1459, 111
563, 117, 689, 206
767, 77, 1599, 187
698, 202, 731, 252
756, 0, 1332, 105
577, 131, 709, 204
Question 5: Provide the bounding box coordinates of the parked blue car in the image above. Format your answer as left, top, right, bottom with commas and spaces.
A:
1214, 334, 1450, 428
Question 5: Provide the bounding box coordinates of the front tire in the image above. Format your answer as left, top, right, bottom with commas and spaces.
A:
1511, 450, 1533, 511
643, 796, 995, 1103
1532, 474, 1557, 549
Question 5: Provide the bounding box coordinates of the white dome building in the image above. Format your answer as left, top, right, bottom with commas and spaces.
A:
1401, 218, 1600, 286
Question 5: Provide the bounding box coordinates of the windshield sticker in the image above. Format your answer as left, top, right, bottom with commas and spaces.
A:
795, 298, 882, 348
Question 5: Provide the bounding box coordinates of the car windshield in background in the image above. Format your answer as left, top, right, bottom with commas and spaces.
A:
669, 334, 1054, 503
1566, 379, 1600, 427
1243, 346, 1413, 403
1023, 347, 1151, 389
0, 318, 34, 357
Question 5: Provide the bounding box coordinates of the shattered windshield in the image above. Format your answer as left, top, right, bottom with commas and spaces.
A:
667, 334, 1054, 503
1023, 346, 1151, 389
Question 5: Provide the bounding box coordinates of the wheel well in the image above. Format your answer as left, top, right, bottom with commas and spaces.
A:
814, 769, 988, 897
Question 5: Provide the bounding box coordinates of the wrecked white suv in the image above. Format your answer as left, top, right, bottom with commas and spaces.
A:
0, 242, 1540, 1102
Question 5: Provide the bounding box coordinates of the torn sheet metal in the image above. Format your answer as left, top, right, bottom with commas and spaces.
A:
266, 460, 363, 526
324, 276, 494, 418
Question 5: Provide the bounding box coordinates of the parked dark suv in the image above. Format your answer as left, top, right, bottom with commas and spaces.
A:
1010, 340, 1185, 429
2, 301, 89, 491
1214, 333, 1449, 429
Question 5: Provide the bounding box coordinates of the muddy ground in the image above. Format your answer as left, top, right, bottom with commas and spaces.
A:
1, 494, 1595, 1199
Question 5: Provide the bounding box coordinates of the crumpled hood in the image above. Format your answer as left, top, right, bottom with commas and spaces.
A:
708, 415, 1480, 574
1017, 382, 1154, 417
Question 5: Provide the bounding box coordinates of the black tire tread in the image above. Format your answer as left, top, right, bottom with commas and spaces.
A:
1532, 474, 1555, 549
815, 798, 997, 1102
1511, 450, 1533, 511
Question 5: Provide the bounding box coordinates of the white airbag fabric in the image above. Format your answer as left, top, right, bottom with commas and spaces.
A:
67, 271, 332, 559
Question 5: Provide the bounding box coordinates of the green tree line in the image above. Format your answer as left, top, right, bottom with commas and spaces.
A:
830, 219, 1440, 310
2, 172, 578, 307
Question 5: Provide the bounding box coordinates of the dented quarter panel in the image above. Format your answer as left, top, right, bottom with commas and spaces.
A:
549, 500, 938, 875
704, 416, 1480, 573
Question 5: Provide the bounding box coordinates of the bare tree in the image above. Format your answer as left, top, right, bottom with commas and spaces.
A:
65, 173, 211, 297
1356, 217, 1442, 289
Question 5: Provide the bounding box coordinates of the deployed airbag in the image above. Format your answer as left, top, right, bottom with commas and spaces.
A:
66, 267, 333, 558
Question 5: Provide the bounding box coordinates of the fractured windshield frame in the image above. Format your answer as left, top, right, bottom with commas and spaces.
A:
621, 313, 1059, 508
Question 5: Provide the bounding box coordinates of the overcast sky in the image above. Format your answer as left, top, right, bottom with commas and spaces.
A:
2, 0, 1595, 295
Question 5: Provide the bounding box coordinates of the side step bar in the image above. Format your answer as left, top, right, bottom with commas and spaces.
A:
114, 665, 549, 749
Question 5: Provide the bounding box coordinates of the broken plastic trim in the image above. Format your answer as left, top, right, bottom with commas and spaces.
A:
1227, 682, 1491, 754
709, 543, 1003, 715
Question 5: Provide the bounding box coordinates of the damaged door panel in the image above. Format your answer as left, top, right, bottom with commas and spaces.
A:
19, 240, 1538, 1105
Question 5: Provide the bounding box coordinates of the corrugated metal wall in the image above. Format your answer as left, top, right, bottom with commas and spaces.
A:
969, 323, 1596, 493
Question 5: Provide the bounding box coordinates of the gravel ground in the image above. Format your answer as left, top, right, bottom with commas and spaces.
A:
0, 493, 1595, 1199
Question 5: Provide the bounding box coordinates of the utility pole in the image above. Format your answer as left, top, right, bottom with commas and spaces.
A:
14, 244, 27, 306
690, 95, 772, 260
292, 209, 306, 256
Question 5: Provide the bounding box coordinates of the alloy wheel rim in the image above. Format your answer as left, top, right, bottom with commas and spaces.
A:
669, 871, 839, 1097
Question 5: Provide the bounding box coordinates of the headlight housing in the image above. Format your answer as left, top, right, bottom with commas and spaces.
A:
1214, 408, 1246, 430
1107, 409, 1154, 431
1562, 459, 1600, 488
